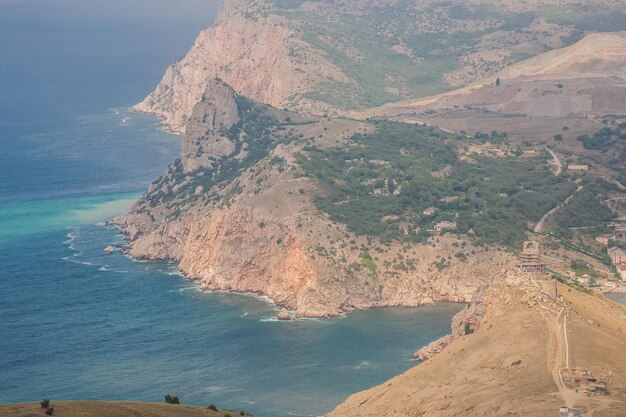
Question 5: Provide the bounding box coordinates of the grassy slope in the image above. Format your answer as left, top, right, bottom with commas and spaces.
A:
0, 401, 247, 417
326, 279, 626, 417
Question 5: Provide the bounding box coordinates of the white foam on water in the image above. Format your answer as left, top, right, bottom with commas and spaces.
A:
353, 360, 374, 370
259, 317, 281, 323
200, 385, 224, 393
62, 258, 99, 266
63, 228, 80, 245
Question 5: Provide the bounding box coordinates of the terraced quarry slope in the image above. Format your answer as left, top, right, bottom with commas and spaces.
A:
360, 31, 626, 120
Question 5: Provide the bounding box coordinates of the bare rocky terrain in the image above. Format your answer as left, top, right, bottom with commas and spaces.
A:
116, 78, 515, 318
136, 0, 626, 131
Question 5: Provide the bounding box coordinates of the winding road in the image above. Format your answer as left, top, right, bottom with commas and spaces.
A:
546, 147, 562, 176
534, 185, 583, 233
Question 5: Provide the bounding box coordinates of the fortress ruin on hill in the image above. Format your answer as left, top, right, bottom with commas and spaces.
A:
517, 240, 546, 273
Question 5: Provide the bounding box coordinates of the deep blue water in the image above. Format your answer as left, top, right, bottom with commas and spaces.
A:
0, 2, 463, 417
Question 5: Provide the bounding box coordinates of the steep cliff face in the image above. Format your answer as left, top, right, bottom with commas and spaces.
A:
134, 1, 352, 133
116, 82, 516, 318
180, 79, 240, 172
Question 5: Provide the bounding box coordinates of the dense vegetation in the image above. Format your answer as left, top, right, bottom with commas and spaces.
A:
298, 121, 574, 248
554, 179, 617, 229
146, 96, 284, 209
577, 124, 626, 184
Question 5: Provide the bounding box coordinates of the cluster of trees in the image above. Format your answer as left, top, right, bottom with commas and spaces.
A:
577, 125, 626, 150
298, 121, 572, 248
147, 96, 284, 209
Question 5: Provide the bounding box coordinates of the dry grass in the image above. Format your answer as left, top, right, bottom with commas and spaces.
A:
0, 401, 248, 417
326, 277, 626, 417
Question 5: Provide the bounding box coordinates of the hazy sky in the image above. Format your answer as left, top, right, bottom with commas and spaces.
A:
0, 0, 223, 113
0, 0, 222, 26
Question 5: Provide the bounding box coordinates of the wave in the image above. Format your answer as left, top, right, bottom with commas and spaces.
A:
62, 257, 99, 266
240, 310, 249, 318
200, 385, 224, 393
170, 287, 197, 293
353, 360, 374, 370
259, 317, 281, 323
63, 228, 80, 245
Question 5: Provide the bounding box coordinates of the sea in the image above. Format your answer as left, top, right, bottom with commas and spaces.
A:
0, 2, 464, 417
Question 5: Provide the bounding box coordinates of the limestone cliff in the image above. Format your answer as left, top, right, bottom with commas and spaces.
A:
134, 0, 352, 132
115, 81, 515, 318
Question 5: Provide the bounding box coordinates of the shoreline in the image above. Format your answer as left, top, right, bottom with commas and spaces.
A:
108, 223, 468, 332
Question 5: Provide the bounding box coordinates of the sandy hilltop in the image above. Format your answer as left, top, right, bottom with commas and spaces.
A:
111, 0, 626, 415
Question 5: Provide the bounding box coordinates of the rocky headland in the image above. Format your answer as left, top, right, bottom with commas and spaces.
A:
115, 77, 514, 318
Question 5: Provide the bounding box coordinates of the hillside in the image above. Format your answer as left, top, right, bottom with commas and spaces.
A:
358, 31, 626, 135
326, 276, 626, 417
135, 0, 626, 132
113, 75, 621, 317
0, 401, 250, 417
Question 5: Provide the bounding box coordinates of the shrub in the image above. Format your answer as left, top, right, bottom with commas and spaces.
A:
164, 394, 180, 404
40, 399, 50, 409
45, 408, 54, 416
464, 322, 474, 335
207, 404, 218, 411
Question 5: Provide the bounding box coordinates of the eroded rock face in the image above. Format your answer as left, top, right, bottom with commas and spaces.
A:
116, 77, 516, 319
414, 285, 487, 361
134, 3, 351, 133
179, 79, 239, 172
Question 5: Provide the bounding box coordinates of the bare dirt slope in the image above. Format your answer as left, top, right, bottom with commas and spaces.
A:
326, 275, 626, 417
359, 32, 626, 121
0, 402, 246, 417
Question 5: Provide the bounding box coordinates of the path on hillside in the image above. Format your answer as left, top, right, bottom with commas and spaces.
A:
534, 185, 583, 233
546, 147, 562, 176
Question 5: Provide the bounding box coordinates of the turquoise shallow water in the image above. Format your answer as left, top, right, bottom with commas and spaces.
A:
0, 2, 464, 416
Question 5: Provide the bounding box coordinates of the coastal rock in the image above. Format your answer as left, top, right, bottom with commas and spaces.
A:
277, 310, 291, 321
413, 285, 487, 361
103, 246, 115, 254
115, 71, 515, 320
